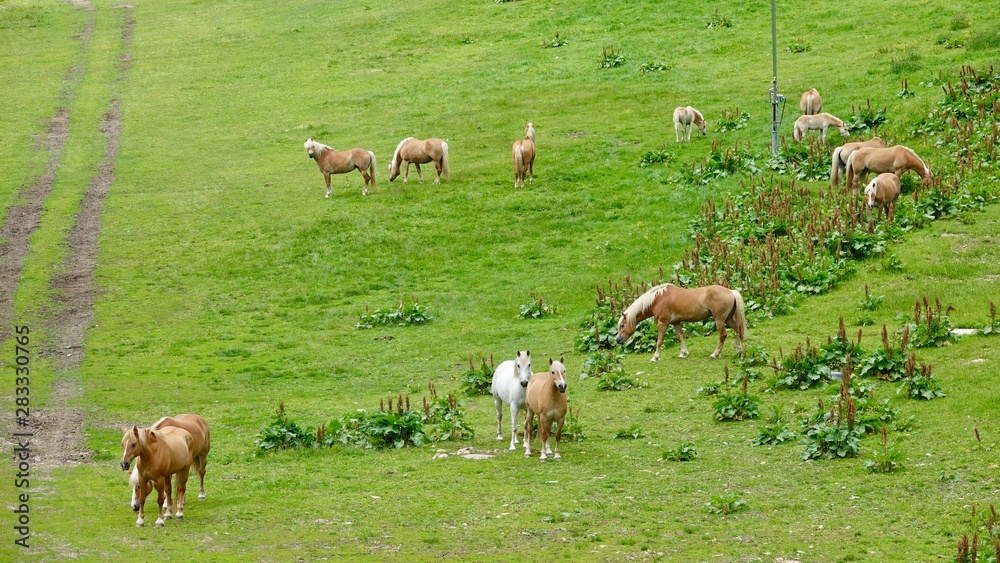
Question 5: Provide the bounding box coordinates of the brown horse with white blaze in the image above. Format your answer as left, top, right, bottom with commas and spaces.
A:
524, 357, 568, 462
864, 172, 902, 223
129, 414, 211, 510
800, 88, 822, 115
845, 145, 932, 189
616, 283, 748, 362
304, 138, 376, 197
388, 137, 449, 184
120, 425, 196, 527
830, 137, 887, 187
512, 122, 536, 189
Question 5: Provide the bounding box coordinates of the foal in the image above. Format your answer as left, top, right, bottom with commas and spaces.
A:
524, 358, 568, 462
864, 173, 901, 223
512, 122, 536, 189
673, 106, 706, 142
800, 88, 822, 115
793, 113, 849, 143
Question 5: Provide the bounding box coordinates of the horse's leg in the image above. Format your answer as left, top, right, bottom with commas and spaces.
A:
508, 402, 520, 450
359, 170, 370, 196
323, 172, 332, 198
155, 479, 168, 526
538, 412, 552, 461
523, 408, 534, 457
651, 320, 667, 362
673, 323, 689, 359
402, 161, 410, 183
494, 395, 504, 442
136, 479, 149, 526
527, 157, 534, 185
553, 414, 564, 460
414, 163, 423, 184
675, 121, 681, 143
710, 315, 728, 359
175, 467, 190, 519
433, 159, 442, 185
197, 454, 208, 500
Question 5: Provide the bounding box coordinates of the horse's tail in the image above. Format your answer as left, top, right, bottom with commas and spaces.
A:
368, 151, 377, 188
730, 290, 748, 343
440, 141, 450, 180
844, 151, 857, 188
830, 146, 844, 187
514, 144, 524, 175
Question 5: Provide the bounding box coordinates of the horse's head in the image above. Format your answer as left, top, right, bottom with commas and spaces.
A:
515, 350, 533, 388
304, 139, 318, 159
549, 356, 567, 394
839, 124, 850, 139
615, 313, 634, 345
525, 122, 535, 141
120, 425, 143, 471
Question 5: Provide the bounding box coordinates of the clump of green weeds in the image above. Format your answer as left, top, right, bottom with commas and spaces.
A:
713, 367, 760, 421
714, 107, 750, 133
845, 99, 887, 132
639, 61, 669, 74
599, 45, 625, 68
753, 406, 797, 446
639, 144, 673, 167
951, 13, 971, 31
662, 442, 698, 461
597, 369, 648, 391
705, 492, 747, 515
904, 296, 956, 348
540, 31, 567, 48
255, 402, 317, 450
581, 348, 625, 378
857, 325, 909, 381
770, 340, 833, 390
560, 407, 586, 442
865, 425, 905, 473
954, 504, 1000, 563
785, 38, 811, 53
705, 8, 732, 29
800, 363, 864, 460
357, 296, 432, 328
897, 358, 945, 400
981, 302, 1000, 335
614, 424, 644, 439
460, 354, 495, 396
519, 292, 557, 319
898, 78, 915, 99
422, 383, 475, 441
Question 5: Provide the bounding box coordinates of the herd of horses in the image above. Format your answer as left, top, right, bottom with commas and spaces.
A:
121, 87, 935, 526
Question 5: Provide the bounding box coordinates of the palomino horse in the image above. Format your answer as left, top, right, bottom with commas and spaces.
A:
673, 106, 706, 142
845, 145, 932, 190
492, 351, 534, 451
864, 172, 902, 223
524, 357, 568, 462
793, 113, 849, 143
304, 138, 377, 197
616, 283, 748, 362
129, 414, 211, 509
120, 425, 196, 526
800, 88, 822, 115
512, 122, 536, 189
830, 137, 887, 187
388, 137, 450, 184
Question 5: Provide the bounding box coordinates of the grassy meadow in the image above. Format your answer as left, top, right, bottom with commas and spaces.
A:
2, 0, 1000, 560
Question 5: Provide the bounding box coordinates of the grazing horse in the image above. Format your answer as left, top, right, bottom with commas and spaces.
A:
120, 425, 196, 527
388, 137, 450, 184
512, 122, 536, 189
524, 357, 568, 462
793, 113, 849, 143
304, 138, 377, 197
800, 88, 822, 115
864, 173, 902, 223
615, 283, 748, 362
830, 137, 887, 187
673, 106, 706, 142
129, 414, 211, 509
492, 351, 534, 451
845, 145, 932, 190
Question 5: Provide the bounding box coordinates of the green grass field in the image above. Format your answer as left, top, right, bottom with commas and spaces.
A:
2, 0, 1000, 560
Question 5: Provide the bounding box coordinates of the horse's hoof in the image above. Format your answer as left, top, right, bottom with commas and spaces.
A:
198, 493, 206, 501
554, 454, 561, 460
155, 519, 164, 527
679, 353, 689, 359
539, 456, 548, 462
709, 353, 720, 360
524, 452, 531, 458
650, 357, 659, 362
176, 513, 184, 520
324, 194, 330, 199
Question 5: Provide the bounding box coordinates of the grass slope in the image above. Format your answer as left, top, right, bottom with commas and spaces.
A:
1, 0, 999, 560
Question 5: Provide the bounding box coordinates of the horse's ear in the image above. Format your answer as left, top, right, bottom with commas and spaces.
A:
526, 350, 530, 357
549, 358, 554, 366
132, 425, 139, 437
560, 355, 565, 364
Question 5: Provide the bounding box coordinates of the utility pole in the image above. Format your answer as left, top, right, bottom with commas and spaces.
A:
769, 0, 783, 155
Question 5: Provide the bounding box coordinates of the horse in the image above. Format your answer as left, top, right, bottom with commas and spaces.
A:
129, 414, 211, 509
793, 113, 849, 143
512, 122, 536, 189
830, 137, 887, 187
388, 137, 450, 184
673, 106, 706, 142
615, 283, 748, 362
845, 145, 932, 190
304, 138, 377, 197
864, 172, 902, 223
120, 425, 196, 527
491, 350, 533, 451
800, 88, 822, 115
523, 357, 568, 462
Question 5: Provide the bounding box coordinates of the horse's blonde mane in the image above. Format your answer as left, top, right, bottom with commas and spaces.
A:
305, 138, 330, 155
691, 107, 705, 125
897, 145, 930, 175
622, 283, 672, 329
392, 137, 414, 165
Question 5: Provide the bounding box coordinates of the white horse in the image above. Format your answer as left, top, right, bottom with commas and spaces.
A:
793, 113, 849, 143
492, 350, 533, 451
673, 106, 706, 142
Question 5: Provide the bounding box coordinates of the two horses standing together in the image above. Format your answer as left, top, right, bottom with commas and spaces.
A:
304, 136, 449, 197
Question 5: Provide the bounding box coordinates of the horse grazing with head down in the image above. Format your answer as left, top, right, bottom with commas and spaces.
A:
304, 138, 376, 197
120, 425, 197, 527
793, 113, 849, 143
512, 122, 536, 189
388, 137, 449, 184
845, 145, 932, 190
800, 88, 822, 115
616, 283, 748, 362
830, 137, 887, 187
864, 172, 902, 223
492, 351, 534, 451
673, 106, 706, 142
129, 414, 211, 511
524, 357, 568, 462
